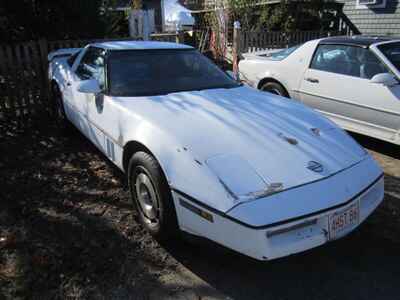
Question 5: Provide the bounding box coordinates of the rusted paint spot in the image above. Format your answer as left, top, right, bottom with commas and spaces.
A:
311, 128, 320, 136
278, 133, 298, 145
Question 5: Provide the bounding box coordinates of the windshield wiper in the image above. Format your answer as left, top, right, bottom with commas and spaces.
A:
194, 84, 242, 91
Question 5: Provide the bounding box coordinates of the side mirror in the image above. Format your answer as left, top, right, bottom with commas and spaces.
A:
77, 79, 101, 94
370, 73, 398, 87
226, 70, 239, 82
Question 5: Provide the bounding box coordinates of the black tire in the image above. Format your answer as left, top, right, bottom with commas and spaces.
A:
260, 81, 289, 98
52, 84, 69, 127
128, 151, 179, 240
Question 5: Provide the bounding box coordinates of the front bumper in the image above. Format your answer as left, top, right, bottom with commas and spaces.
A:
173, 157, 384, 261
250, 175, 383, 260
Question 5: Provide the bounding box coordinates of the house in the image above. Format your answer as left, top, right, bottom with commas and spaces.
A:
115, 0, 163, 31
338, 0, 400, 36
186, 0, 400, 36
115, 0, 194, 32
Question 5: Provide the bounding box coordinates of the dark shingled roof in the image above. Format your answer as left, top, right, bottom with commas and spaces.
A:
319, 36, 398, 48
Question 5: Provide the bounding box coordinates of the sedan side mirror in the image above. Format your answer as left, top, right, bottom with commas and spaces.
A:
77, 79, 101, 94
370, 73, 398, 87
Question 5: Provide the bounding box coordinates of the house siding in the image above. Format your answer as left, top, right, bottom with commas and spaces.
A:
186, 0, 400, 36
338, 0, 400, 35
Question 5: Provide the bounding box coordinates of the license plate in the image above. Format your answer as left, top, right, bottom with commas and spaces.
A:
329, 202, 359, 240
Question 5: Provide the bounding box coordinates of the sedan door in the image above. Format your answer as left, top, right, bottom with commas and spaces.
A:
299, 44, 400, 142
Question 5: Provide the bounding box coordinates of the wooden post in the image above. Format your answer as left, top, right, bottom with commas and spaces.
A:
4, 45, 19, 121
232, 21, 241, 81
0, 46, 7, 115
38, 39, 48, 80
38, 38, 51, 113
176, 30, 185, 44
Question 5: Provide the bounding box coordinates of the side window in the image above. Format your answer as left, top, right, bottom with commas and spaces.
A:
310, 45, 360, 77
358, 49, 388, 79
76, 47, 106, 89
310, 44, 388, 79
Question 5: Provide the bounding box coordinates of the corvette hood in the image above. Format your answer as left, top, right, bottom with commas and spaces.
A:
116, 86, 367, 198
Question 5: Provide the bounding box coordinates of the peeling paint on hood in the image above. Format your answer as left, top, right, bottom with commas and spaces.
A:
206, 153, 283, 201
115, 85, 367, 197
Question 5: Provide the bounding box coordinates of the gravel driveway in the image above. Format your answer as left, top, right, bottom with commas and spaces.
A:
1, 120, 399, 300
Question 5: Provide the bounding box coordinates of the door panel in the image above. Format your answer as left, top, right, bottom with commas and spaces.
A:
67, 75, 91, 136
299, 44, 400, 140
301, 69, 400, 130
72, 47, 108, 149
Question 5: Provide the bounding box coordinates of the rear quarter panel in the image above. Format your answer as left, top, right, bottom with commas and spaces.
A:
239, 40, 319, 99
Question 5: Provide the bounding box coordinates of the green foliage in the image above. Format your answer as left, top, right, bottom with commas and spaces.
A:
102, 0, 130, 38
225, 0, 255, 30
131, 0, 143, 9
226, 0, 331, 32
260, 0, 328, 31
0, 0, 129, 42
203, 11, 223, 31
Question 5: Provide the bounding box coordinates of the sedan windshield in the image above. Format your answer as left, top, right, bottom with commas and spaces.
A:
107, 49, 240, 97
377, 42, 400, 71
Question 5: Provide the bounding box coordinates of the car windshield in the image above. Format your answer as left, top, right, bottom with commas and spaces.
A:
107, 49, 240, 97
67, 50, 81, 67
377, 42, 400, 71
259, 45, 301, 60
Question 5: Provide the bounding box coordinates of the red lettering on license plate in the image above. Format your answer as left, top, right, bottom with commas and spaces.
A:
329, 202, 359, 240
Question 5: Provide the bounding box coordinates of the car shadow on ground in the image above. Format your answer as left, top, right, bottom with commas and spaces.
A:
160, 131, 400, 300
349, 132, 400, 160
161, 184, 400, 300
0, 120, 212, 299
1, 119, 399, 300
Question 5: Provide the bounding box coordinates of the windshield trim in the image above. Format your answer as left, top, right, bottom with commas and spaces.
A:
371, 41, 400, 80
106, 49, 241, 97
109, 48, 195, 53
113, 84, 244, 98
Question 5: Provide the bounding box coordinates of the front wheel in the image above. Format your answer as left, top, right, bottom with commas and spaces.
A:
260, 81, 289, 98
128, 151, 179, 240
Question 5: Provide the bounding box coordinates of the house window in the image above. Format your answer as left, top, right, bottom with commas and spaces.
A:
356, 0, 387, 9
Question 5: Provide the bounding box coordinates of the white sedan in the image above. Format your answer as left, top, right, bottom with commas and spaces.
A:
239, 36, 400, 145
48, 41, 384, 261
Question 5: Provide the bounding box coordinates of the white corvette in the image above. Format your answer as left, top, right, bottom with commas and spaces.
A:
48, 41, 384, 261
239, 36, 400, 145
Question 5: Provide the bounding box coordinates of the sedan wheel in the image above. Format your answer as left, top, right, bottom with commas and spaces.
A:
260, 82, 289, 98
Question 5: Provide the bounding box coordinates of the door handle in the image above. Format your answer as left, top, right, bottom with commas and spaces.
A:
305, 77, 319, 83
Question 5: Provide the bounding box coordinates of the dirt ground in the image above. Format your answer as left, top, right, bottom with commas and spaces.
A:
1, 118, 399, 300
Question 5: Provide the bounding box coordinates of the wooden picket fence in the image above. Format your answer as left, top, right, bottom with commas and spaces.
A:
241, 30, 340, 53
0, 30, 341, 125
0, 33, 178, 125
0, 39, 89, 123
